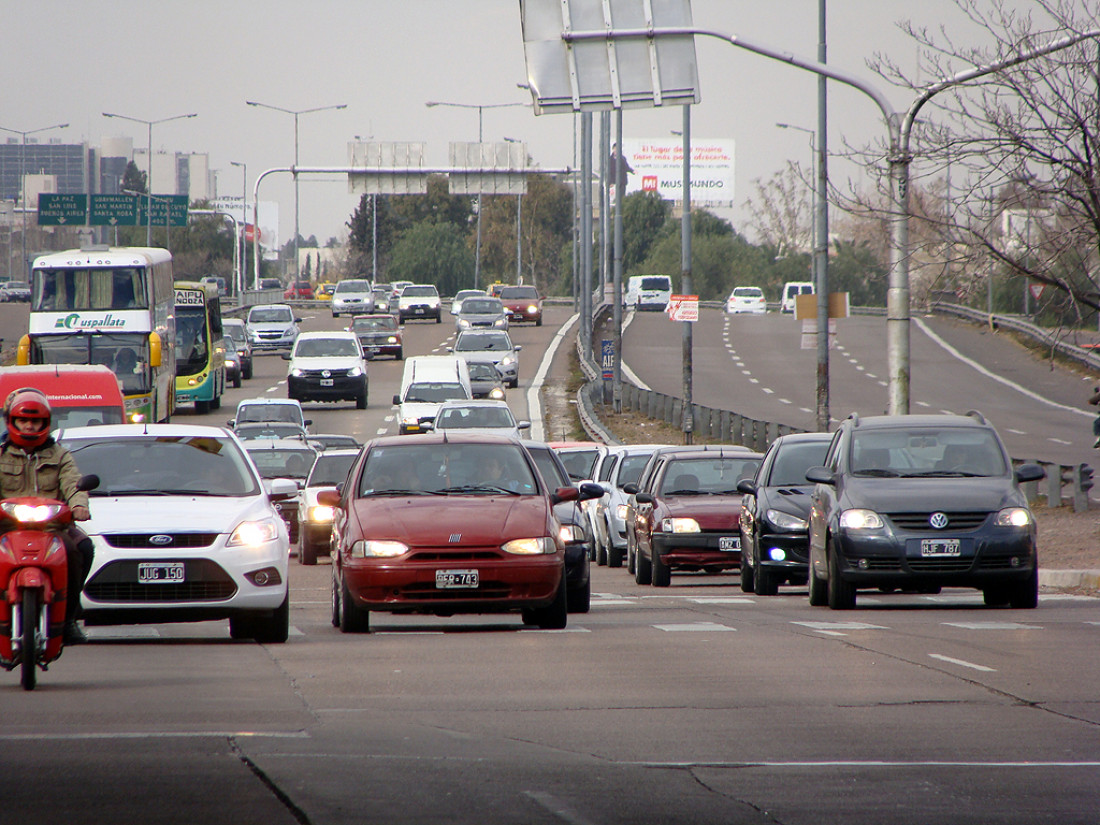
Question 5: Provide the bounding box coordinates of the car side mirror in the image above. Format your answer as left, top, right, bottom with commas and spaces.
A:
736, 478, 756, 495
281, 352, 291, 360
805, 466, 834, 485
304, 419, 312, 427
622, 483, 639, 495
77, 474, 100, 492
227, 419, 236, 427
294, 317, 303, 323
517, 421, 531, 430
393, 395, 401, 405
514, 345, 523, 351
317, 488, 341, 507
266, 478, 299, 500
577, 482, 604, 502
551, 486, 579, 505
1014, 463, 1045, 484
635, 492, 654, 504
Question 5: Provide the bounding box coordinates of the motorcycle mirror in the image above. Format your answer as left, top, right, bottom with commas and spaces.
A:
77, 474, 100, 492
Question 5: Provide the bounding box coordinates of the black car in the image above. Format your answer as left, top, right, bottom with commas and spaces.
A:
738, 432, 832, 595
805, 412, 1045, 610
522, 441, 603, 614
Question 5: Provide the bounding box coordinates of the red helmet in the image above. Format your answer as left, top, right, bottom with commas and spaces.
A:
5, 388, 52, 450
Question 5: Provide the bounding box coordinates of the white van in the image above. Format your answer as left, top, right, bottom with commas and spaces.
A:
392, 355, 472, 434
625, 275, 673, 311
780, 281, 815, 314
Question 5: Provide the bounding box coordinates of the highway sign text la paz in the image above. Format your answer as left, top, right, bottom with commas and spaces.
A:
37, 194, 87, 226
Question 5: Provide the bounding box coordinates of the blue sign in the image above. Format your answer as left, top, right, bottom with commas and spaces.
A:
601, 339, 614, 380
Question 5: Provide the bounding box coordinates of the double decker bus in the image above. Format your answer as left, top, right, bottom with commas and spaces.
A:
174, 281, 226, 413
19, 246, 176, 423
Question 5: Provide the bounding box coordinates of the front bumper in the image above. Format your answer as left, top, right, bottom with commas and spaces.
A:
288, 374, 367, 402
651, 532, 742, 570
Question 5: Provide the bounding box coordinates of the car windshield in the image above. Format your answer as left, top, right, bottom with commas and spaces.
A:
403, 382, 467, 403
850, 429, 1006, 477
236, 404, 302, 425
246, 447, 316, 480
358, 442, 537, 496
660, 456, 762, 495
500, 286, 538, 299
455, 333, 512, 352
467, 363, 500, 381
557, 449, 600, 481
66, 435, 260, 497
768, 441, 831, 486
335, 280, 371, 293
294, 338, 360, 358
403, 286, 437, 297
235, 423, 306, 440
225, 323, 247, 343
307, 453, 358, 487
461, 299, 503, 314
353, 316, 397, 332
436, 406, 516, 429
249, 307, 292, 323
616, 453, 654, 488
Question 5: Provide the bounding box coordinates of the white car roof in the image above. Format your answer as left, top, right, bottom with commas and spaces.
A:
59, 423, 235, 440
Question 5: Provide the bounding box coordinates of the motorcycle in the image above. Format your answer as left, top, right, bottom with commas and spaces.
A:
0, 474, 97, 690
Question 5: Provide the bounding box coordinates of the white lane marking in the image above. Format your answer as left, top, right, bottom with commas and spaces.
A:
762, 387, 774, 395
865, 373, 877, 379
792, 621, 888, 632
0, 731, 309, 742
779, 398, 792, 404
384, 415, 394, 422
1048, 437, 1072, 445
749, 378, 759, 384
625, 758, 1100, 768
800, 407, 813, 414
916, 401, 931, 407
654, 622, 736, 632
524, 791, 600, 825
942, 622, 1041, 630
590, 599, 638, 606
690, 598, 754, 604
1007, 428, 1026, 435
376, 428, 388, 435
914, 316, 1092, 418
929, 654, 996, 672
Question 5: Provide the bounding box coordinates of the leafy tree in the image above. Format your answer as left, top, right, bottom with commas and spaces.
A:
389, 175, 473, 235
121, 161, 146, 195
622, 191, 670, 274
386, 221, 474, 296
346, 193, 398, 281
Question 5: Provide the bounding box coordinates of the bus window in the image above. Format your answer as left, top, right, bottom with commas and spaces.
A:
33, 267, 147, 311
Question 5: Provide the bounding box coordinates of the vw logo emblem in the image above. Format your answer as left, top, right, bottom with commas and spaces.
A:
929, 512, 949, 530
149, 534, 174, 545
321, 369, 331, 378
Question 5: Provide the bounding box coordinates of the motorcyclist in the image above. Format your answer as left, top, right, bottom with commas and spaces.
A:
0, 388, 94, 644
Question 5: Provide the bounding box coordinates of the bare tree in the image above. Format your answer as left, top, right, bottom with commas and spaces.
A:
744, 162, 814, 257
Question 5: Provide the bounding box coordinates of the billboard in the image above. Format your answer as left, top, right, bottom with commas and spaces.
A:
621, 139, 735, 205
211, 197, 280, 260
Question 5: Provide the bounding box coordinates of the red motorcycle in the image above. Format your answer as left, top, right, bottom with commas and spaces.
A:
0, 474, 97, 690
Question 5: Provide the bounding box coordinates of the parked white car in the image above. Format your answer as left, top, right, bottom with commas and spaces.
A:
61, 424, 294, 642
726, 286, 767, 314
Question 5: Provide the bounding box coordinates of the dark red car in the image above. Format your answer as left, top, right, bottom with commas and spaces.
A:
499, 285, 543, 326
283, 280, 314, 300
631, 447, 763, 587
324, 433, 579, 632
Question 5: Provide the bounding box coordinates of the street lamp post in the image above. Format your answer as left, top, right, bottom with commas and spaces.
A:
103, 111, 197, 246
0, 121, 68, 277
246, 101, 347, 281
425, 100, 528, 288
504, 137, 524, 283
229, 161, 247, 296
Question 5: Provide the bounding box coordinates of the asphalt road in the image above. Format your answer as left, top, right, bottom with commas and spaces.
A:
2, 302, 1099, 824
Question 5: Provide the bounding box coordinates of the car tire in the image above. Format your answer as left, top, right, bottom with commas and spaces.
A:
243, 364, 253, 380
252, 595, 290, 644
634, 547, 652, 585
595, 534, 608, 567
331, 575, 341, 627
626, 545, 635, 574
982, 585, 1010, 607
754, 548, 780, 596
651, 550, 670, 587
338, 578, 370, 633
232, 373, 242, 389
396, 348, 404, 361
1008, 567, 1039, 609
827, 542, 856, 610
567, 577, 591, 614
740, 548, 755, 593
533, 576, 568, 629
356, 390, 367, 410
435, 313, 441, 324
536, 316, 542, 327
808, 556, 828, 607
195, 399, 210, 414
211, 394, 221, 410
299, 535, 317, 566
607, 543, 623, 568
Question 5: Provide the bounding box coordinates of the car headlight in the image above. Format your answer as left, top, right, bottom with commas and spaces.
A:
307, 505, 335, 523
616, 504, 630, 520
291, 368, 305, 377
350, 539, 408, 558
227, 517, 282, 547
558, 523, 585, 544
526, 304, 538, 314
500, 355, 515, 366
660, 517, 700, 533
502, 537, 557, 555
489, 387, 505, 400
994, 507, 1032, 527
839, 509, 884, 530
347, 366, 363, 378
458, 319, 471, 329
766, 509, 807, 531
494, 318, 507, 327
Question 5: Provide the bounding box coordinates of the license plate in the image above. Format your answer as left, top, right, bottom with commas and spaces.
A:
718, 536, 740, 551
320, 378, 334, 386
138, 562, 185, 583
435, 569, 479, 589
921, 538, 961, 557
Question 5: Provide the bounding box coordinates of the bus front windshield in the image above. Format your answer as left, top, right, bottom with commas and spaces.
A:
175, 307, 209, 378
31, 333, 150, 394
33, 267, 148, 311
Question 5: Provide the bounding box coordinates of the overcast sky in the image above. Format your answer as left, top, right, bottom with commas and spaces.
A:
5, 1, 1024, 246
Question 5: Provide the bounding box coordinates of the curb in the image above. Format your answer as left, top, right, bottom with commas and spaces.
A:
1039, 569, 1100, 590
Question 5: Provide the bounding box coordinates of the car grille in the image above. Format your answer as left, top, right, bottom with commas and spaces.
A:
84, 560, 237, 602
408, 551, 501, 562
907, 558, 974, 573
298, 368, 355, 378
398, 581, 514, 600
885, 511, 990, 531
104, 533, 220, 549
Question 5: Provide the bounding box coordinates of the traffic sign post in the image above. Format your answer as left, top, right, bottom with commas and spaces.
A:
666, 294, 699, 322
37, 194, 87, 226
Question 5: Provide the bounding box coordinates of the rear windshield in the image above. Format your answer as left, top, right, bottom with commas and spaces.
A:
641, 277, 670, 290
335, 280, 372, 293
403, 285, 438, 297
404, 382, 467, 403
500, 286, 539, 299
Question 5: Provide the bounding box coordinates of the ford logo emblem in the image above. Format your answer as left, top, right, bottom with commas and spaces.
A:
928, 512, 949, 530
149, 534, 174, 546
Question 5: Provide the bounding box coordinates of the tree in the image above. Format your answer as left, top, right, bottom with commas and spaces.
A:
121, 161, 146, 195
744, 163, 813, 258
386, 221, 474, 296
622, 191, 671, 274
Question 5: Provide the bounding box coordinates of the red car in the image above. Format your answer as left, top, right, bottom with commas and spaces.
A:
283, 280, 314, 300
631, 447, 763, 587
324, 433, 579, 632
499, 285, 543, 326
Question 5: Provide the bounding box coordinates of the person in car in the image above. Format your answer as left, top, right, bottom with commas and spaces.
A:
1090, 386, 1100, 448
0, 389, 94, 644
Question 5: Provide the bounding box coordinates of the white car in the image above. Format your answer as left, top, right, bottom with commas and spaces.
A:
229, 397, 311, 431
284, 331, 368, 408
61, 424, 294, 642
246, 303, 301, 352
431, 399, 531, 439
330, 279, 375, 317
398, 284, 442, 323
450, 330, 521, 388
726, 286, 767, 314
450, 288, 486, 316
587, 444, 674, 567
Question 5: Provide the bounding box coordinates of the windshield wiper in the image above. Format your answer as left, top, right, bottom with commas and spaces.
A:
364, 488, 437, 496
900, 470, 984, 478
438, 485, 521, 496
93, 488, 222, 497
853, 469, 900, 477
665, 489, 704, 496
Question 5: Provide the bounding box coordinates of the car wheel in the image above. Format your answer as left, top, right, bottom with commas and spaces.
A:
595, 534, 608, 567
299, 535, 317, 566
395, 348, 404, 361
754, 546, 780, 596
232, 373, 242, 389
607, 542, 623, 568
338, 578, 370, 633
626, 544, 635, 574
651, 550, 670, 587
532, 576, 568, 629
210, 394, 221, 410
331, 575, 341, 627
634, 547, 652, 585
567, 576, 591, 614
195, 399, 211, 414
1007, 567, 1039, 609
243, 364, 253, 380
808, 548, 828, 607
435, 313, 441, 324
827, 542, 856, 610
251, 595, 290, 644
739, 546, 755, 593
536, 316, 542, 327
982, 585, 1011, 607
356, 390, 367, 410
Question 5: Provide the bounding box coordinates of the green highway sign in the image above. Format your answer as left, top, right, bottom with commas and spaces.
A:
141, 195, 188, 227
89, 194, 141, 226
37, 194, 87, 226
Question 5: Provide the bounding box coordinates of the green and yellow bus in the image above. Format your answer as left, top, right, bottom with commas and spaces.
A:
174, 281, 226, 413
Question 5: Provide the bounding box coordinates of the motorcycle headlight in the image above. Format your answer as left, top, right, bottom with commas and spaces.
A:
994, 507, 1032, 527
350, 539, 408, 558
766, 509, 807, 531
660, 517, 700, 533
502, 537, 556, 555
839, 509, 884, 530
227, 517, 282, 547
1, 501, 64, 524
